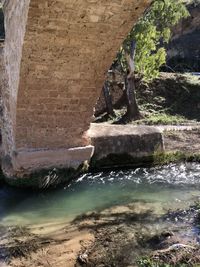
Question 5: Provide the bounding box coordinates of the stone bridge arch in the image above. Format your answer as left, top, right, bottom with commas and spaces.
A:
0, 0, 151, 178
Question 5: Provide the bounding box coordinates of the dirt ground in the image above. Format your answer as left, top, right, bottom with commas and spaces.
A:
163, 128, 200, 154
1, 199, 200, 267
0, 223, 94, 267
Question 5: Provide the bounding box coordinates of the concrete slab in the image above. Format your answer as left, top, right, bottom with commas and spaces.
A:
88, 123, 164, 165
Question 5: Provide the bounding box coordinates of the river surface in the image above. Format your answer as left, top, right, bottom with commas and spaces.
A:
0, 162, 200, 227
0, 163, 200, 266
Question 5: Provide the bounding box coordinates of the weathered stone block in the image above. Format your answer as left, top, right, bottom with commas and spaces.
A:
88, 124, 164, 168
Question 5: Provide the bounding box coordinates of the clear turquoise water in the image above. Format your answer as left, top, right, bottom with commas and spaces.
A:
0, 163, 200, 226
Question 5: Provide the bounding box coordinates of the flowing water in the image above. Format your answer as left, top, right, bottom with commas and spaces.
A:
0, 163, 200, 266
0, 163, 200, 227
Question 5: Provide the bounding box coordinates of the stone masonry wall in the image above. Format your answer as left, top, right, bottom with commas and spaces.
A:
15, 0, 151, 151
0, 0, 30, 156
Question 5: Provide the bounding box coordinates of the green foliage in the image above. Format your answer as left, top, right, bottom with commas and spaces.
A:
135, 113, 187, 125
137, 257, 171, 267
119, 0, 189, 81
137, 256, 190, 267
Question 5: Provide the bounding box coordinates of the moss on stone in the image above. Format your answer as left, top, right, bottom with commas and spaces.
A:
90, 153, 153, 170
156, 151, 200, 164
90, 151, 200, 170
4, 162, 89, 189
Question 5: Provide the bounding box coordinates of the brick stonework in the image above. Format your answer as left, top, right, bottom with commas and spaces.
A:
0, 0, 30, 156
0, 0, 151, 176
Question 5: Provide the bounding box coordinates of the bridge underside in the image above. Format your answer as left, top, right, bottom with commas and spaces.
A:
0, 0, 151, 178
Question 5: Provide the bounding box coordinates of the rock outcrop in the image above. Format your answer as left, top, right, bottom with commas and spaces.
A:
167, 1, 200, 72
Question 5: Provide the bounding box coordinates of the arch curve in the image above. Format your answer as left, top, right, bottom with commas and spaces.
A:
0, 0, 151, 177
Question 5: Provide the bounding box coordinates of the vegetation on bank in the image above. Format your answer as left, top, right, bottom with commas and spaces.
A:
102, 0, 189, 121
135, 73, 200, 125
134, 114, 187, 126
95, 73, 200, 125
138, 252, 200, 267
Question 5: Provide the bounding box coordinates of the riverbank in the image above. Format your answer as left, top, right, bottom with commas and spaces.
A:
163, 127, 200, 154
1, 191, 200, 267
95, 72, 200, 124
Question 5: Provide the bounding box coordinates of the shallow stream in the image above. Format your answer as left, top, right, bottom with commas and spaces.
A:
0, 163, 200, 266
0, 163, 200, 227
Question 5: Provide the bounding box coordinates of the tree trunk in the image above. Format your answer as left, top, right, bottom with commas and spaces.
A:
103, 82, 115, 117
125, 75, 140, 120
123, 40, 141, 120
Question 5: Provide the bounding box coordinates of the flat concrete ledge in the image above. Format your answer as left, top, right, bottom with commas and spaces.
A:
89, 123, 164, 138
88, 124, 164, 167
2, 145, 94, 178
